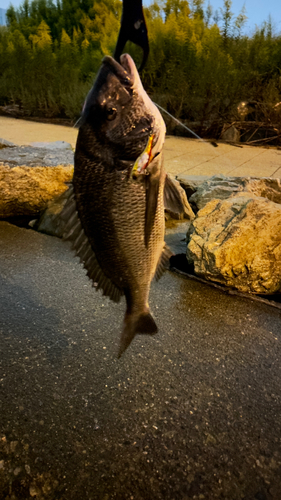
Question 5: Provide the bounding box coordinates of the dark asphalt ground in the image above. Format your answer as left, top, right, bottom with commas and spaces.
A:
0, 221, 281, 500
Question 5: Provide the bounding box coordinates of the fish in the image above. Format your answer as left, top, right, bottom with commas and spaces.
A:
60, 54, 185, 357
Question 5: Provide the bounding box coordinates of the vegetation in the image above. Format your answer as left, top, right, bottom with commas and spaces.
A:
0, 0, 281, 135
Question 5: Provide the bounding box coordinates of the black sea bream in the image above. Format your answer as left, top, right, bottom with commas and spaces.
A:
60, 54, 183, 356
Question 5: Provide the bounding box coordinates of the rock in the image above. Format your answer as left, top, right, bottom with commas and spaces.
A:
0, 143, 74, 218
33, 188, 71, 237
165, 219, 191, 255
189, 175, 243, 211
186, 194, 281, 294
13, 467, 21, 476
189, 174, 281, 212
165, 174, 195, 220
246, 177, 281, 204
29, 485, 40, 497
0, 138, 15, 148
0, 145, 74, 167
0, 165, 73, 218
221, 124, 240, 143
0, 104, 25, 118
30, 141, 73, 150
176, 175, 210, 199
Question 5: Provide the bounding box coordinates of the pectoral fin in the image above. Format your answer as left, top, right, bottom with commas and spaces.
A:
164, 174, 186, 215
164, 173, 195, 220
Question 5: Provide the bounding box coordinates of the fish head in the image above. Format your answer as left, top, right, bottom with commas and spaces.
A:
79, 54, 165, 165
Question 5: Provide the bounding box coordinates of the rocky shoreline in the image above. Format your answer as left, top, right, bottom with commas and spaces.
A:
1, 138, 281, 297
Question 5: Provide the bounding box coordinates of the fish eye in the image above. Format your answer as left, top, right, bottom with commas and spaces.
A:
106, 107, 117, 121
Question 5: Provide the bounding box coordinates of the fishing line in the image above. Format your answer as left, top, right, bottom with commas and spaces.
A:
74, 89, 218, 148
75, 99, 218, 149
154, 102, 218, 148
154, 103, 246, 180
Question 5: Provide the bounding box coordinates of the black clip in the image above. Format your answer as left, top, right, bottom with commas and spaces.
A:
114, 0, 149, 72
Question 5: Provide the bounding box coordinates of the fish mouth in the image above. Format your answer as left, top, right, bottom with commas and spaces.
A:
102, 54, 137, 88
120, 54, 138, 82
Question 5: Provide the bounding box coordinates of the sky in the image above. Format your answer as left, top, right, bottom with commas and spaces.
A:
200, 0, 281, 34
0, 0, 280, 35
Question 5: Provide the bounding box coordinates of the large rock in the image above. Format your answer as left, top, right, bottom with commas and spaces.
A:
247, 177, 281, 203
187, 193, 281, 294
0, 164, 73, 217
188, 174, 281, 211
30, 141, 73, 150
221, 124, 240, 143
165, 220, 191, 254
0, 145, 74, 167
0, 142, 74, 218
0, 138, 15, 148
32, 188, 71, 237
176, 174, 210, 199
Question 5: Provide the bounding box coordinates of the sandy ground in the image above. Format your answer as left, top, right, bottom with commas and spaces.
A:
1, 116, 281, 178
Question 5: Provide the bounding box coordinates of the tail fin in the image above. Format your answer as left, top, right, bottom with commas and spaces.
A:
118, 311, 158, 358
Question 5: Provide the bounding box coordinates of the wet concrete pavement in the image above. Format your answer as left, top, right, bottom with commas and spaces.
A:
1, 221, 281, 500
1, 116, 281, 499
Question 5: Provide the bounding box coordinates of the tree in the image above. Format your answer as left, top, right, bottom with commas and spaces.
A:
192, 0, 204, 20
234, 4, 247, 38
220, 0, 233, 42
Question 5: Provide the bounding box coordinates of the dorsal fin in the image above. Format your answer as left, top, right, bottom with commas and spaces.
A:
154, 244, 173, 281
60, 186, 123, 303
